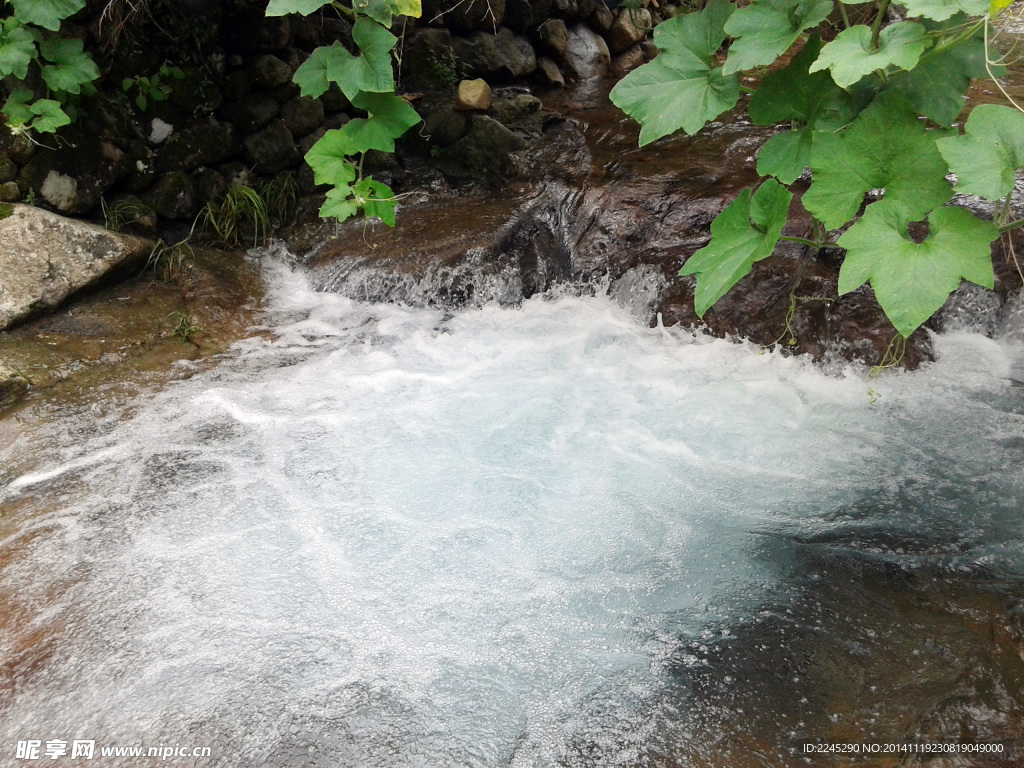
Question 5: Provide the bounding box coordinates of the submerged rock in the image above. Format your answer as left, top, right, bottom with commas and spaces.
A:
0, 205, 152, 331
0, 360, 29, 409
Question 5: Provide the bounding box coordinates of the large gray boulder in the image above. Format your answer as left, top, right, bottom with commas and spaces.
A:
0, 204, 152, 331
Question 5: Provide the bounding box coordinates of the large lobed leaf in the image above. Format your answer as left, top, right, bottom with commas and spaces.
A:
610, 0, 739, 145
0, 18, 40, 80
900, 0, 989, 20
809, 22, 929, 88
936, 104, 1024, 201
750, 36, 856, 183
679, 179, 793, 316
837, 200, 997, 337
265, 0, 335, 16
722, 0, 832, 74
9, 0, 85, 31
292, 18, 397, 100
802, 91, 952, 230
39, 37, 99, 95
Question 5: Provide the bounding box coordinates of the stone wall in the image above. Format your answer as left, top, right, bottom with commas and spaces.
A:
0, 0, 669, 234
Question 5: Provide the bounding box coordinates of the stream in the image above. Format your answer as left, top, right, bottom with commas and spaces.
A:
2, 257, 1024, 767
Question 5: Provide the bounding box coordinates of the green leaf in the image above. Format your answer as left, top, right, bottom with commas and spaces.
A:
354, 177, 397, 226
293, 19, 397, 100
610, 0, 739, 145
722, 0, 832, 74
39, 37, 99, 95
27, 99, 71, 133
757, 128, 813, 183
293, 42, 342, 99
881, 22, 997, 124
2, 88, 34, 125
305, 131, 361, 185
320, 186, 360, 221
136, 94, 147, 111
990, 0, 1015, 15
900, 0, 988, 20
265, 0, 335, 15
809, 22, 929, 88
748, 36, 856, 130
9, 0, 86, 31
0, 18, 40, 80
352, 91, 420, 138
353, 0, 423, 26
679, 179, 793, 315
802, 91, 952, 229
836, 201, 997, 336
936, 104, 1024, 201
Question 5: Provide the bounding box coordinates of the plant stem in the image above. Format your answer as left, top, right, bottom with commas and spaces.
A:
998, 218, 1024, 233
870, 0, 892, 50
739, 84, 756, 95
780, 235, 824, 249
838, 1, 851, 29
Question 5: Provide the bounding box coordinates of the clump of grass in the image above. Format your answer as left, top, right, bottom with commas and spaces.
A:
260, 173, 300, 226
143, 238, 193, 282
165, 311, 202, 342
102, 196, 151, 233
194, 185, 270, 248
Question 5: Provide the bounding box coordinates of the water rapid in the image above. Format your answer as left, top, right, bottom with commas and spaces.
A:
2, 258, 1024, 767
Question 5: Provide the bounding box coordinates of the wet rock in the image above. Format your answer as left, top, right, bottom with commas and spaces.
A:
538, 18, 569, 57
536, 57, 565, 87
404, 28, 461, 91
17, 134, 130, 215
552, 0, 579, 19
930, 282, 1003, 336
490, 93, 542, 127
504, 0, 551, 31
453, 28, 537, 80
610, 43, 647, 77
0, 182, 19, 202
590, 3, 614, 33
194, 169, 229, 204
219, 95, 280, 133
125, 146, 159, 193
243, 119, 299, 174
0, 156, 16, 184
608, 7, 650, 54
168, 68, 224, 116
0, 204, 152, 331
252, 54, 294, 89
143, 171, 198, 220
0, 130, 35, 166
0, 360, 29, 410
156, 118, 237, 173
998, 288, 1024, 341
456, 79, 493, 111
297, 126, 328, 157
320, 83, 349, 113
281, 96, 325, 139
422, 106, 471, 147
440, 115, 528, 178
562, 24, 610, 80
427, 0, 506, 32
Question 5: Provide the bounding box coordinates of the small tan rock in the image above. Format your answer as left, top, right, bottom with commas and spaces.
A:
610, 44, 647, 78
456, 79, 493, 112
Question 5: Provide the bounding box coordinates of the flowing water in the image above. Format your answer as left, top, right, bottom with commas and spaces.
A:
2, 257, 1024, 767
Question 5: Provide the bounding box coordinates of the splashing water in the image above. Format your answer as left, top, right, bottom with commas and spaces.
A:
2, 259, 1024, 767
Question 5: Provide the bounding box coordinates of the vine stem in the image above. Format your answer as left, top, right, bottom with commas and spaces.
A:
870, 0, 892, 50
779, 235, 824, 249
998, 218, 1024, 233
838, 1, 851, 30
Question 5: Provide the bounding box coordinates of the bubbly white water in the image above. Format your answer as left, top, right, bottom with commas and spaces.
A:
2, 260, 1024, 767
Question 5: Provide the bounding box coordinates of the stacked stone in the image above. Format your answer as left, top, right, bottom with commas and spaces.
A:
0, 0, 674, 230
